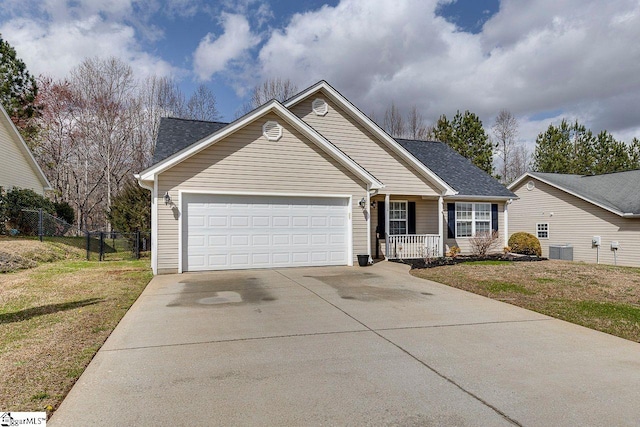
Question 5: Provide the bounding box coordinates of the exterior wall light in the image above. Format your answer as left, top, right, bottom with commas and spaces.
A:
164, 191, 171, 205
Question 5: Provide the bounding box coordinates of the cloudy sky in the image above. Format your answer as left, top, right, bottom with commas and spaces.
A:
1, 0, 639, 149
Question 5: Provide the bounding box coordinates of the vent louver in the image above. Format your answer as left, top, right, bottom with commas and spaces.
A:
262, 121, 283, 141
312, 98, 328, 116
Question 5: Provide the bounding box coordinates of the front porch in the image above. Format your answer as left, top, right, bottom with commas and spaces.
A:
368, 194, 508, 260
369, 194, 445, 260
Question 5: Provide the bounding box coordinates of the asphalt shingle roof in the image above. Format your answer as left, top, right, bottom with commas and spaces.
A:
152, 117, 228, 164
530, 171, 640, 215
151, 117, 515, 199
396, 139, 516, 198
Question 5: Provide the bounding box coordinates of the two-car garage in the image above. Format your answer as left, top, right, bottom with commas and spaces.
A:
182, 194, 350, 271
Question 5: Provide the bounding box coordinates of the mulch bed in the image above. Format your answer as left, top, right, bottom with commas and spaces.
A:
393, 253, 546, 269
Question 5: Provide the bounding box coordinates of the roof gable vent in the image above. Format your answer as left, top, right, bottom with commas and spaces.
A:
262, 120, 283, 141
312, 98, 328, 116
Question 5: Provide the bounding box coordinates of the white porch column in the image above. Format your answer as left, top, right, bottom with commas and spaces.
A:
438, 196, 444, 257
384, 193, 390, 258
366, 187, 371, 258
504, 200, 510, 247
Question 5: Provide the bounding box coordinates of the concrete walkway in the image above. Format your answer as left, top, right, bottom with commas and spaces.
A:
51, 262, 640, 426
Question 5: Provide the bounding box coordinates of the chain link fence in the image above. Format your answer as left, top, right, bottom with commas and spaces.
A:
85, 231, 151, 261
11, 208, 150, 262
14, 208, 79, 239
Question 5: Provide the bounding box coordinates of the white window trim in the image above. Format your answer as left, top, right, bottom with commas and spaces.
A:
455, 202, 492, 239
536, 222, 549, 239
389, 200, 408, 236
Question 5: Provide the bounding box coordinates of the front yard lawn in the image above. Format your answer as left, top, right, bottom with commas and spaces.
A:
411, 260, 640, 342
0, 256, 152, 415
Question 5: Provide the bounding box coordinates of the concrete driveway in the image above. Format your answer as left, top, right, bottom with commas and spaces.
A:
51, 262, 640, 426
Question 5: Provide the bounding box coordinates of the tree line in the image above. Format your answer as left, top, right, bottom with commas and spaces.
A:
377, 104, 640, 183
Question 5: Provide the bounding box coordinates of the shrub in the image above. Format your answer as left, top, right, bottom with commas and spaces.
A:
54, 201, 75, 225
469, 230, 501, 257
0, 188, 56, 234
447, 245, 461, 258
508, 232, 542, 256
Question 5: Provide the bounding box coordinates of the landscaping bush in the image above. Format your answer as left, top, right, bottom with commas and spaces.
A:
508, 232, 542, 256
54, 201, 75, 225
469, 230, 500, 257
0, 188, 56, 233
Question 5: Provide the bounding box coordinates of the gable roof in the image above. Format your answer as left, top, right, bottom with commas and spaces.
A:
284, 81, 457, 196
510, 171, 640, 217
153, 117, 227, 164
396, 139, 516, 198
0, 103, 51, 191
138, 100, 384, 190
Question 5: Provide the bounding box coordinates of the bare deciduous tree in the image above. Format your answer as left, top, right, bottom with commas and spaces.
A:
406, 106, 429, 140
242, 77, 298, 113
492, 109, 519, 183
186, 83, 220, 121
383, 102, 405, 138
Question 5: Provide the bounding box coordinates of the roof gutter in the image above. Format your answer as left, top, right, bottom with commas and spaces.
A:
621, 213, 640, 218
444, 195, 518, 201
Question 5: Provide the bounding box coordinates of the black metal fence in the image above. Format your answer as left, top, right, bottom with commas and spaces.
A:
17, 208, 79, 239
6, 208, 151, 263
85, 231, 151, 261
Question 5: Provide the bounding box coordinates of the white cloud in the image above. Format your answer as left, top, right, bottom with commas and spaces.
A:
254, 0, 640, 144
0, 0, 178, 82
193, 13, 260, 81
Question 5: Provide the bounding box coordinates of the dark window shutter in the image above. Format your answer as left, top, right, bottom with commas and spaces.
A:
447, 203, 455, 238
408, 202, 416, 234
377, 201, 385, 236
491, 203, 499, 232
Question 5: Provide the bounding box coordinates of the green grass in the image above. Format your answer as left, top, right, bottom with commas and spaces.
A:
482, 281, 536, 295
535, 277, 557, 284
0, 257, 152, 414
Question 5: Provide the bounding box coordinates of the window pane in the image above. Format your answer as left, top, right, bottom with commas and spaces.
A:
537, 223, 549, 239
475, 203, 491, 221
456, 221, 472, 237
390, 221, 407, 235
456, 203, 472, 221
476, 221, 490, 234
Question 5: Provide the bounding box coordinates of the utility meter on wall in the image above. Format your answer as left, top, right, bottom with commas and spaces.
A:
592, 236, 601, 246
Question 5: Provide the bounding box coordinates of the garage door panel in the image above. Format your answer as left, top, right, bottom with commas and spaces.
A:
184, 194, 349, 271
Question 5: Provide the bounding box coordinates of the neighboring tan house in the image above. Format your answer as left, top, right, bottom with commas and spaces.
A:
0, 103, 51, 195
508, 171, 640, 267
136, 81, 515, 274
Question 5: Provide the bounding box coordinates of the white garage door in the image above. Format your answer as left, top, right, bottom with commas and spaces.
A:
183, 194, 350, 271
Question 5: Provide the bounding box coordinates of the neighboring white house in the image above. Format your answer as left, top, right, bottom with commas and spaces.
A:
136, 81, 515, 274
0, 103, 51, 195
508, 171, 640, 267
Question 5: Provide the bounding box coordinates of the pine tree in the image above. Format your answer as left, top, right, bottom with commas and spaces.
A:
0, 34, 39, 142
431, 110, 493, 174
533, 120, 575, 173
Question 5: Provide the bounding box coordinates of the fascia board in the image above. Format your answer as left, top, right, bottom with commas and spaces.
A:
520, 173, 626, 218
285, 81, 457, 196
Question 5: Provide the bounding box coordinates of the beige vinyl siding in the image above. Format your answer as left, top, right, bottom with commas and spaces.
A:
444, 201, 505, 255
156, 112, 368, 273
509, 178, 640, 267
0, 117, 45, 195
370, 196, 439, 258
290, 93, 441, 196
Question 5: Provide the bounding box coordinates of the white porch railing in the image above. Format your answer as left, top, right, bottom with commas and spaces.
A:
386, 234, 440, 260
